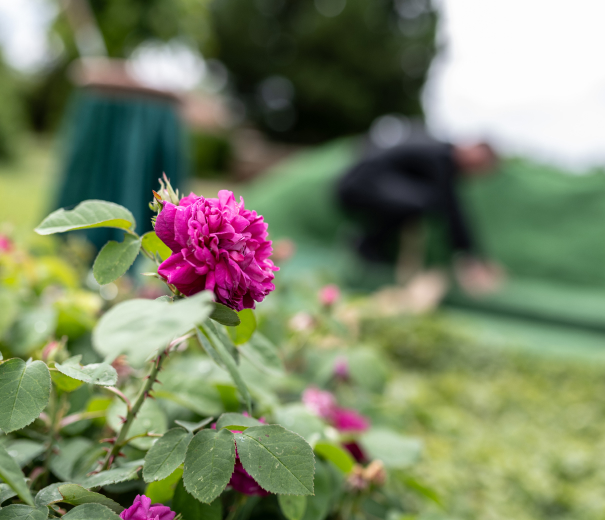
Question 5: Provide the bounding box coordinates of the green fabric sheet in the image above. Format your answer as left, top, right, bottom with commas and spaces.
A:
55, 91, 187, 249
245, 138, 605, 333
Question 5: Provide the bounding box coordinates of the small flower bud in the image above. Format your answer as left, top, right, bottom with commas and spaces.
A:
318, 284, 340, 307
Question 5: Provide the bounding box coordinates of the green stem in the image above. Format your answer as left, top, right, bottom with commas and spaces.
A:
41, 392, 67, 488
101, 351, 167, 470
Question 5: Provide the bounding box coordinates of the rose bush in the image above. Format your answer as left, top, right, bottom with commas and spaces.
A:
0, 179, 428, 520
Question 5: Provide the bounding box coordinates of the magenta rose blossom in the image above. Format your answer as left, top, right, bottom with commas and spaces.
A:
120, 495, 175, 520
302, 387, 370, 433
155, 190, 278, 311
331, 407, 370, 432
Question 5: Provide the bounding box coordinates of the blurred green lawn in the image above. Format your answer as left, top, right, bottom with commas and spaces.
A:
0, 141, 239, 245
0, 140, 56, 243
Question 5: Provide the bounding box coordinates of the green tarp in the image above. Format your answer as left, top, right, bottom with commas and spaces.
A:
245, 138, 605, 333
55, 91, 187, 249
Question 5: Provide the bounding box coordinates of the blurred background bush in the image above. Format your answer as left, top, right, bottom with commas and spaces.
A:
211, 0, 436, 141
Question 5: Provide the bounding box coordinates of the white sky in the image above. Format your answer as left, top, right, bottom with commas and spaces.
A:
1, 0, 605, 169
424, 0, 605, 170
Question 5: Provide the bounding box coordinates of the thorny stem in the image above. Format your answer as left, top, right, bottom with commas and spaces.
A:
42, 391, 68, 487
99, 332, 192, 471
104, 386, 132, 411
101, 350, 167, 471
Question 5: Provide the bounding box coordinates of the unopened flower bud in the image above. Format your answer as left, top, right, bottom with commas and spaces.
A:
333, 356, 349, 380
319, 284, 340, 307
363, 460, 386, 486
347, 464, 369, 491
289, 312, 315, 332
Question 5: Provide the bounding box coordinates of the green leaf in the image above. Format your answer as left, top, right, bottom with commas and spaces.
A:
49, 438, 93, 482
215, 413, 261, 431
207, 321, 239, 364
240, 333, 284, 375
93, 235, 142, 285
35, 483, 74, 507
141, 232, 171, 262
399, 476, 443, 508
0, 483, 17, 505
152, 388, 223, 417
195, 327, 226, 370
301, 460, 333, 520
227, 309, 256, 345
183, 429, 235, 504
209, 303, 240, 327
58, 484, 124, 514
360, 429, 422, 469
35, 200, 135, 235
348, 349, 389, 394
273, 405, 326, 442
5, 440, 45, 468
145, 468, 182, 504
143, 428, 192, 483
0, 359, 50, 433
93, 292, 214, 366
62, 504, 121, 520
313, 441, 355, 474
173, 480, 222, 520
278, 495, 307, 520
0, 505, 48, 519
198, 325, 251, 413
50, 370, 83, 393
7, 307, 56, 358
0, 444, 34, 506
234, 425, 315, 496
80, 460, 143, 489
107, 399, 167, 450
54, 358, 117, 387
174, 418, 214, 433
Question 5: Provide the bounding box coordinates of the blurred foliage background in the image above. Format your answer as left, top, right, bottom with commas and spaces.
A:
211, 0, 436, 141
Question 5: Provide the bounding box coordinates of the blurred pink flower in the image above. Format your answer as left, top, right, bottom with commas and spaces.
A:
156, 190, 278, 311
333, 356, 349, 379
302, 387, 337, 419
289, 312, 315, 332
331, 408, 370, 433
302, 387, 370, 433
120, 495, 175, 520
318, 284, 340, 307
0, 235, 12, 252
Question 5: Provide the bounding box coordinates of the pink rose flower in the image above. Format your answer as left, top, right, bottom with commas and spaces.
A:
120, 495, 175, 520
331, 407, 370, 433
155, 190, 278, 311
302, 387, 370, 433
318, 284, 340, 307
0, 235, 12, 252
302, 387, 337, 419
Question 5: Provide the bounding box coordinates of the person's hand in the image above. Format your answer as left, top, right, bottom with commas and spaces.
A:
454, 256, 505, 296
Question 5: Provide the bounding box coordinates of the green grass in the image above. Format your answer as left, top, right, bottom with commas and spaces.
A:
0, 139, 56, 243
363, 315, 605, 520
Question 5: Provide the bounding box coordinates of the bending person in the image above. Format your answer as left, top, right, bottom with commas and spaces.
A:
337, 140, 502, 295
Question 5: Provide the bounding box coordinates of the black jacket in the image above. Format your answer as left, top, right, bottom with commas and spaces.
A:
337, 142, 474, 253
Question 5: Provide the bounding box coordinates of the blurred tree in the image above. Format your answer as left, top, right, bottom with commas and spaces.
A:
211, 0, 437, 142
25, 0, 213, 132
0, 52, 27, 161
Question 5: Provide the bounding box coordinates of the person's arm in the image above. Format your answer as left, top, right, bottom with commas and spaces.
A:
440, 170, 475, 253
